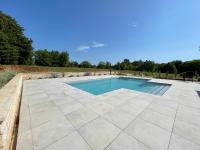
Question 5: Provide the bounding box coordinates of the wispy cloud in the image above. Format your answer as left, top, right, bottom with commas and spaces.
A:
77, 42, 105, 52
77, 45, 90, 52
131, 21, 138, 28
92, 42, 105, 48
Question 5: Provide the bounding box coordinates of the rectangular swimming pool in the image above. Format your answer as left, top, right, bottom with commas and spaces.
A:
69, 77, 170, 96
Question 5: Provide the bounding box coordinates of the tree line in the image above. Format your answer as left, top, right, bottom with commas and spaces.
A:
34, 50, 69, 67
0, 11, 200, 77
112, 59, 200, 76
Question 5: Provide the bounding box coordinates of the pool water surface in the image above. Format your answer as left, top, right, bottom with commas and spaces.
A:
69, 77, 170, 96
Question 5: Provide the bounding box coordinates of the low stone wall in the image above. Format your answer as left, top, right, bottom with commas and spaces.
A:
0, 74, 23, 150
0, 71, 119, 150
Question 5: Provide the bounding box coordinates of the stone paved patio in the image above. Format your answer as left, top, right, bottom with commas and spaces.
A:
16, 75, 200, 150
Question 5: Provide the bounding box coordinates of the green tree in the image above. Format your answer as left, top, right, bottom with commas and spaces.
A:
79, 61, 92, 68
70, 61, 79, 67
120, 59, 132, 70
113, 62, 121, 70
34, 49, 51, 66
105, 61, 111, 69
59, 51, 69, 67
0, 11, 33, 64
141, 60, 155, 72
34, 50, 69, 67
50, 51, 60, 66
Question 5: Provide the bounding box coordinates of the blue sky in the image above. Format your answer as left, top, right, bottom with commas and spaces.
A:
1, 0, 200, 64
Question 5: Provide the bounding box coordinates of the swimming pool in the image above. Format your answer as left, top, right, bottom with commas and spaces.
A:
69, 77, 171, 96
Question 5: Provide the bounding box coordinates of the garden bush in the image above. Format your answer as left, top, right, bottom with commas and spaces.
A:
0, 69, 17, 88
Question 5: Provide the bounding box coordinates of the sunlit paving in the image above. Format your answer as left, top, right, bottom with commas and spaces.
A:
0, 0, 200, 150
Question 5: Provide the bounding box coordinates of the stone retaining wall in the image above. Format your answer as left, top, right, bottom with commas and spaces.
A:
0, 71, 119, 150
0, 74, 23, 150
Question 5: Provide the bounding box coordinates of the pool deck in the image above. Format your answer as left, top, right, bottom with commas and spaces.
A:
16, 75, 200, 150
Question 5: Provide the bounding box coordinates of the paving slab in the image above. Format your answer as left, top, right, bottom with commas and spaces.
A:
43, 131, 92, 150
176, 105, 200, 126
102, 108, 136, 129
86, 102, 115, 115
32, 116, 74, 150
27, 93, 50, 106
106, 132, 151, 150
168, 134, 200, 150
101, 96, 128, 106
125, 118, 171, 150
173, 119, 200, 145
65, 107, 99, 129
118, 101, 146, 116
78, 117, 121, 150
147, 103, 176, 118
58, 101, 83, 115
140, 108, 174, 132
16, 130, 33, 150
30, 106, 64, 128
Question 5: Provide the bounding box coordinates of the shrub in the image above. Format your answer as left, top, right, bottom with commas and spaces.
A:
84, 72, 91, 76
0, 69, 17, 88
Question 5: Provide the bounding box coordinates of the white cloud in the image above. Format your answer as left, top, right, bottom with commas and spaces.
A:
77, 45, 90, 52
92, 42, 105, 48
131, 21, 138, 28
132, 24, 137, 27
77, 42, 105, 52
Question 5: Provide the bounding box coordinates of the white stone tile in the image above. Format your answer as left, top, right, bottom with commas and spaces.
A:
27, 93, 50, 106
58, 101, 83, 115
69, 92, 90, 99
125, 118, 171, 150
78, 117, 121, 150
30, 107, 64, 128
140, 109, 174, 131
66, 108, 98, 129
18, 116, 31, 135
16, 130, 33, 150
86, 102, 114, 115
107, 132, 151, 150
147, 103, 176, 118
152, 97, 178, 110
29, 101, 56, 114
102, 108, 136, 129
131, 94, 154, 103
112, 92, 138, 100
32, 116, 74, 150
168, 134, 200, 150
102, 96, 128, 106
18, 100, 31, 134
119, 101, 145, 116
75, 97, 95, 106
128, 96, 152, 109
50, 94, 75, 105
176, 105, 200, 126
43, 131, 91, 150
173, 119, 200, 145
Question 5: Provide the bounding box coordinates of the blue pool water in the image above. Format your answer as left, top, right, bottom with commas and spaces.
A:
69, 77, 170, 96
